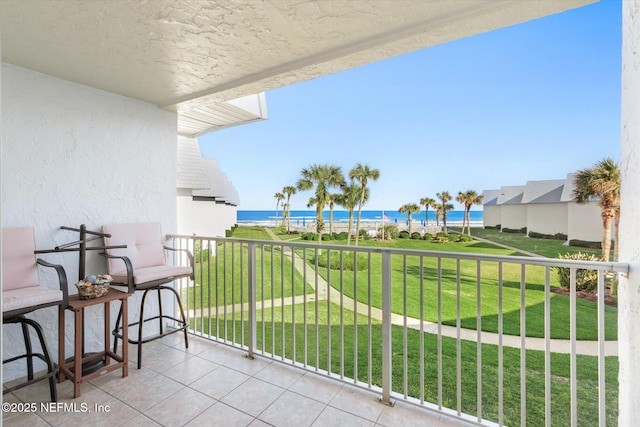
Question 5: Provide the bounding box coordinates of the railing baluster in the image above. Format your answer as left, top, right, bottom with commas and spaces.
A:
570, 267, 577, 427
340, 250, 344, 379
281, 244, 285, 360
597, 269, 606, 427
303, 247, 308, 367
403, 254, 409, 399
327, 248, 332, 375
476, 260, 482, 423
456, 258, 462, 415
368, 252, 373, 388
437, 256, 443, 410
247, 242, 256, 359
420, 256, 425, 404
353, 249, 358, 384
520, 264, 527, 427
381, 250, 393, 405
291, 245, 296, 364
499, 261, 504, 427
545, 266, 551, 427
261, 244, 265, 354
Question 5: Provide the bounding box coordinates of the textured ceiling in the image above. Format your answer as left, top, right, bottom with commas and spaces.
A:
0, 0, 596, 136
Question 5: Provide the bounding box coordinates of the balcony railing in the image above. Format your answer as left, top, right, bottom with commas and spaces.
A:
169, 234, 628, 427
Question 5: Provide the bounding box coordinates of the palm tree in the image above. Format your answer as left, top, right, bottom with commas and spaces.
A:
327, 193, 337, 236
274, 192, 284, 227
349, 164, 380, 246
573, 157, 621, 263
336, 182, 368, 245
297, 164, 346, 241
398, 203, 421, 235
282, 185, 297, 233
456, 190, 484, 236
420, 197, 435, 228
437, 191, 453, 234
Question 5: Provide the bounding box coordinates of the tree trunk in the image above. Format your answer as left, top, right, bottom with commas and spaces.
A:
347, 209, 354, 245
601, 211, 614, 262
355, 197, 364, 246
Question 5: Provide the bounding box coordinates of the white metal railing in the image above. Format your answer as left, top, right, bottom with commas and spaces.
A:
169, 235, 628, 427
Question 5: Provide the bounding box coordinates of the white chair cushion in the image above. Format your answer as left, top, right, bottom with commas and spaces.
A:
2, 286, 63, 313
110, 265, 192, 286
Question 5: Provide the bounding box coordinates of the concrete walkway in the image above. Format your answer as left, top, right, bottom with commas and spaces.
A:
191, 228, 616, 357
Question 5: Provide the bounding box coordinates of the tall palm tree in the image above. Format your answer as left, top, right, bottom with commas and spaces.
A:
336, 183, 368, 245
573, 157, 621, 262
398, 203, 421, 235
274, 192, 284, 227
297, 164, 345, 241
437, 191, 453, 234
420, 197, 435, 228
282, 185, 297, 233
456, 190, 484, 236
349, 163, 380, 246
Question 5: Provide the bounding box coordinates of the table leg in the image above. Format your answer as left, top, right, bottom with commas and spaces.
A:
73, 308, 83, 398
57, 305, 65, 384
104, 301, 110, 367
122, 297, 128, 377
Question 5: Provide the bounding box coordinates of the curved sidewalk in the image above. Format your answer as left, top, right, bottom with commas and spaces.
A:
214, 228, 617, 357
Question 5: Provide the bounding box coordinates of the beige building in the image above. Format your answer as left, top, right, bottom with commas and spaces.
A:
483, 173, 602, 242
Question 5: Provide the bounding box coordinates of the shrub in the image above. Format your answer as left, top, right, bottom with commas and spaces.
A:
313, 251, 368, 271
321, 234, 332, 241
422, 233, 432, 241
411, 232, 421, 240
335, 231, 348, 240
435, 232, 448, 238
301, 233, 318, 241
528, 231, 568, 241
378, 225, 399, 240
399, 230, 410, 239
553, 252, 601, 291
569, 239, 615, 250
456, 235, 473, 242
502, 227, 527, 234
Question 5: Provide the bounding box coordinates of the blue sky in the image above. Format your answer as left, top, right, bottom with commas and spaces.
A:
200, 1, 621, 211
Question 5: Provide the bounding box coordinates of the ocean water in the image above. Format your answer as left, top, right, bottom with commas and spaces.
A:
237, 210, 482, 225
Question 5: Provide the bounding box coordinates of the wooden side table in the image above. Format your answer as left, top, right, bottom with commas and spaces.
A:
58, 289, 131, 397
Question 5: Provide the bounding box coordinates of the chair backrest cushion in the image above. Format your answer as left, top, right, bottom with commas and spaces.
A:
2, 227, 39, 291
102, 222, 166, 273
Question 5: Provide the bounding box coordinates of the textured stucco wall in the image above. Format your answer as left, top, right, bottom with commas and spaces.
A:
526, 204, 568, 237
177, 195, 237, 238
619, 0, 640, 423
482, 205, 501, 228
1, 64, 178, 380
566, 202, 603, 242
500, 205, 527, 230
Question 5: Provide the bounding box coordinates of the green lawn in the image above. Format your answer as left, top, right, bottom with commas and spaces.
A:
466, 227, 603, 258
296, 237, 617, 340
193, 301, 617, 427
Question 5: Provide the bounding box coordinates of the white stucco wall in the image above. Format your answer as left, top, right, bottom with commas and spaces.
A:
618, 0, 640, 423
526, 203, 568, 237
1, 64, 178, 380
483, 205, 501, 228
500, 205, 527, 230
566, 202, 603, 242
177, 194, 237, 238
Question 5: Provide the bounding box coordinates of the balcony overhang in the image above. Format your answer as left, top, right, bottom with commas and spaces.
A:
0, 0, 597, 137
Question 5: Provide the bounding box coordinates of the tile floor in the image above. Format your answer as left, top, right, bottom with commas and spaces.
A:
3, 334, 474, 426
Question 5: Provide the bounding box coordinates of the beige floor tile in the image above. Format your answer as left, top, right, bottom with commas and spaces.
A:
88, 365, 157, 395
377, 401, 443, 427
54, 397, 139, 427
289, 373, 343, 404
114, 374, 184, 412
328, 385, 384, 422
185, 402, 254, 427
253, 362, 304, 389
312, 406, 375, 427
197, 343, 246, 365
223, 353, 271, 376
140, 346, 193, 373
258, 390, 326, 427
161, 355, 219, 385
0, 410, 50, 427
189, 365, 249, 400
221, 378, 284, 417
144, 387, 215, 427
119, 414, 162, 426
